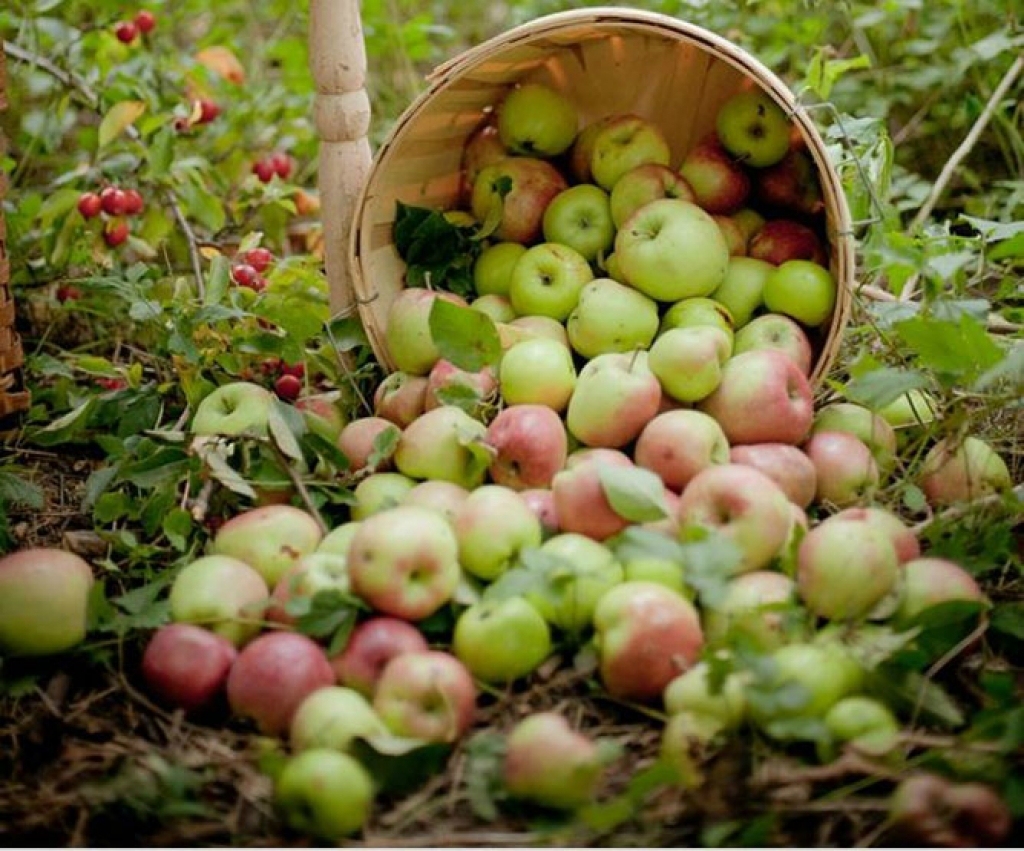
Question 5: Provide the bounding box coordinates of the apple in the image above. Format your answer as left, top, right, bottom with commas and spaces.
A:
498, 83, 577, 157
603, 251, 626, 282
797, 514, 899, 620
393, 405, 490, 490
919, 436, 1012, 506
508, 314, 571, 347
615, 199, 730, 301
648, 325, 732, 403
0, 548, 94, 657
453, 597, 552, 683
878, 388, 938, 429
552, 454, 637, 543
471, 157, 568, 244
227, 631, 335, 736
803, 431, 880, 507
268, 552, 351, 626
732, 208, 766, 243
701, 570, 796, 647
461, 119, 506, 199
289, 686, 387, 752
347, 506, 461, 622
832, 506, 919, 564
679, 136, 751, 214
486, 404, 568, 490
763, 260, 837, 327
330, 616, 430, 697
659, 296, 735, 340
889, 773, 1012, 848
350, 472, 417, 520
525, 532, 625, 634
635, 410, 731, 492
424, 359, 497, 416
520, 488, 559, 534
715, 90, 791, 168
894, 557, 986, 625
590, 114, 671, 191
748, 219, 827, 266
498, 338, 576, 411
566, 351, 662, 448
728, 443, 816, 508
318, 521, 361, 557
812, 402, 898, 472
471, 294, 517, 324
384, 287, 467, 376
473, 242, 527, 297
508, 242, 593, 321
593, 581, 704, 702
141, 624, 237, 713
660, 710, 731, 779
755, 148, 824, 216
732, 313, 814, 376
453, 485, 543, 581
709, 257, 774, 328
209, 505, 323, 587
699, 349, 814, 446
338, 416, 401, 471
566, 278, 659, 359
401, 480, 470, 523
565, 447, 633, 471
569, 116, 616, 183
192, 381, 274, 437
676, 464, 793, 574
620, 553, 687, 595
609, 163, 696, 229
274, 749, 374, 840
373, 650, 476, 743
663, 662, 747, 730
503, 713, 604, 810
168, 555, 269, 646
542, 184, 615, 261
373, 372, 429, 428
821, 695, 899, 760
295, 394, 347, 443
714, 214, 748, 256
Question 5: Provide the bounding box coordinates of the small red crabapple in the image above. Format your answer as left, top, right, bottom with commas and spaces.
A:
100, 186, 128, 216
103, 220, 130, 247
77, 193, 102, 219
197, 99, 221, 123
243, 247, 273, 273
270, 152, 292, 180
114, 21, 138, 44
252, 159, 276, 184
134, 11, 156, 34
274, 374, 302, 401
122, 189, 145, 216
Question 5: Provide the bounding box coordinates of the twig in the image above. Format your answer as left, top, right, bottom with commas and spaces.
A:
266, 441, 328, 535
166, 190, 207, 299
910, 483, 1023, 535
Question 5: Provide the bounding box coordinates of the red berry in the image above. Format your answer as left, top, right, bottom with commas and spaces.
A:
77, 192, 102, 219
243, 247, 273, 273
231, 263, 261, 289
280, 362, 305, 380
97, 377, 128, 391
114, 21, 138, 44
261, 357, 282, 376
122, 189, 144, 216
197, 99, 221, 124
269, 152, 292, 180
274, 374, 302, 401
252, 159, 276, 184
100, 186, 128, 216
103, 220, 130, 247
134, 10, 156, 33
56, 284, 82, 303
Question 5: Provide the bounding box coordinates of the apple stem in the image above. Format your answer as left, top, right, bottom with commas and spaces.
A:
629, 345, 644, 372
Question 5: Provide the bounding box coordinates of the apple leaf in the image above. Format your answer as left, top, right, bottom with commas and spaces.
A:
455, 421, 496, 483
463, 731, 508, 821
843, 366, 930, 411
597, 464, 669, 523
350, 736, 452, 797
98, 100, 145, 148
894, 314, 1004, 382
366, 425, 400, 471
866, 665, 965, 729
429, 298, 502, 373
202, 447, 257, 499
393, 202, 480, 299
267, 398, 306, 461
674, 528, 744, 608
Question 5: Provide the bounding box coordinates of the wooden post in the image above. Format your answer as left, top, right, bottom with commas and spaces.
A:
309, 0, 373, 318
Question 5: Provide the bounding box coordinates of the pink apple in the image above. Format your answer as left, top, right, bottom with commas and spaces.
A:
679, 136, 751, 214
565, 351, 662, 449
338, 416, 400, 472
919, 436, 1012, 506
330, 617, 430, 697
609, 163, 696, 229
749, 219, 827, 267
676, 464, 793, 574
424, 360, 498, 416
373, 372, 429, 428
552, 452, 635, 542
634, 409, 730, 492
520, 488, 559, 534
803, 430, 879, 507
729, 443, 817, 508
486, 404, 568, 490
565, 447, 633, 471
699, 349, 814, 446
226, 631, 336, 736
471, 157, 568, 244
713, 214, 748, 256
832, 506, 920, 564
401, 480, 470, 523
373, 650, 476, 743
460, 119, 506, 201
295, 394, 347, 443
894, 558, 986, 624
812, 402, 898, 473
732, 313, 814, 375
593, 581, 704, 702
141, 623, 238, 713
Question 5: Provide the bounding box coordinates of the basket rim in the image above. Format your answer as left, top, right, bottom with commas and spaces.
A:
347, 6, 856, 386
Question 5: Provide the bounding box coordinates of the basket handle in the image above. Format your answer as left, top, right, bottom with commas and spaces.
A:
309, 0, 373, 318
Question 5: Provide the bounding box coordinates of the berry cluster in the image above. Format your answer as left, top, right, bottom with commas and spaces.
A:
114, 10, 156, 44
260, 359, 305, 401
174, 98, 221, 133
231, 247, 274, 293
252, 152, 293, 184
77, 185, 146, 247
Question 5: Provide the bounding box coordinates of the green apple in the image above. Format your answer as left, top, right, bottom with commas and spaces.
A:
732, 313, 813, 376
508, 314, 570, 347
192, 381, 274, 437
542, 184, 615, 261
566, 278, 659, 359
210, 504, 323, 587
169, 555, 269, 647
350, 472, 417, 520
453, 597, 552, 683
648, 325, 732, 403
471, 294, 517, 324
709, 257, 774, 328
715, 90, 791, 168
590, 114, 671, 191
473, 242, 527, 297
384, 288, 467, 376
615, 199, 729, 301
701, 570, 796, 649
919, 436, 1012, 506
509, 242, 594, 321
274, 749, 374, 840
393, 405, 490, 490
659, 296, 735, 341
603, 251, 626, 282
289, 686, 387, 752
663, 662, 747, 729
565, 351, 662, 448
499, 337, 577, 411
0, 548, 94, 657
498, 83, 578, 157
621, 555, 687, 596
877, 388, 938, 429
812, 402, 898, 472
762, 260, 837, 327
401, 480, 470, 523
820, 695, 899, 761
453, 485, 543, 581
609, 163, 696, 229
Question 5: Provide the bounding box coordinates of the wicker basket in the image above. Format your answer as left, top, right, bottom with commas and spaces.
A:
333, 6, 855, 386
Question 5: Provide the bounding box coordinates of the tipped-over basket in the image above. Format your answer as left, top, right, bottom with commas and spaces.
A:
342, 6, 854, 387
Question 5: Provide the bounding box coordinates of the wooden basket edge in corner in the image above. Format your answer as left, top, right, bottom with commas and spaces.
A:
345, 6, 855, 387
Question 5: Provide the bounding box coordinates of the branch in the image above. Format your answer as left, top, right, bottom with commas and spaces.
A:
910, 483, 1023, 535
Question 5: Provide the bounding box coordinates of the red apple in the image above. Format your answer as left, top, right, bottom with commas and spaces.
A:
749, 219, 827, 266
330, 617, 430, 697
337, 416, 400, 472
634, 409, 731, 492
470, 157, 568, 244
551, 452, 635, 542
486, 404, 568, 490
141, 624, 238, 713
373, 372, 429, 428
729, 443, 817, 508
754, 148, 824, 216
679, 136, 751, 214
424, 360, 497, 415
803, 430, 879, 507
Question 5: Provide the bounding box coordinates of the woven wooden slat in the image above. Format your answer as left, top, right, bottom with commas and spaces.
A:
330, 6, 853, 386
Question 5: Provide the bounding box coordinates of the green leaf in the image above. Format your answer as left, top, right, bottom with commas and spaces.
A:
205, 254, 231, 305
349, 737, 451, 797
844, 367, 930, 410
267, 399, 305, 462
162, 508, 194, 552
203, 450, 257, 499
366, 425, 400, 471
429, 298, 502, 372
294, 589, 361, 640
0, 472, 45, 510
894, 314, 1003, 380
393, 202, 482, 298
866, 665, 965, 728
805, 49, 871, 100
98, 100, 146, 148
148, 127, 176, 177
598, 464, 668, 523
991, 602, 1024, 641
